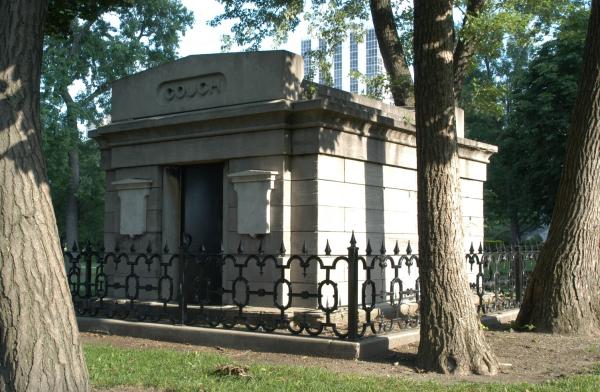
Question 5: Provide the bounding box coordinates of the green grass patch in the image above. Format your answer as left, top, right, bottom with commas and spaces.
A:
85, 343, 600, 392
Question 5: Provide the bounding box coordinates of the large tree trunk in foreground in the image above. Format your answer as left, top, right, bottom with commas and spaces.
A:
413, 0, 498, 374
516, 0, 600, 335
0, 1, 90, 390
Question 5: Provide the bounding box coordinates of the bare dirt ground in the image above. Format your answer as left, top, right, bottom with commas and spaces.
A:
85, 326, 600, 390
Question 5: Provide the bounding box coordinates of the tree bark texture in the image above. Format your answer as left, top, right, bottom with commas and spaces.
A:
369, 0, 414, 106
516, 0, 600, 335
0, 1, 90, 390
413, 0, 498, 374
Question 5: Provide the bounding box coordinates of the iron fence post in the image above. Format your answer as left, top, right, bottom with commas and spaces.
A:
178, 243, 187, 325
84, 246, 93, 298
347, 233, 359, 341
514, 245, 523, 303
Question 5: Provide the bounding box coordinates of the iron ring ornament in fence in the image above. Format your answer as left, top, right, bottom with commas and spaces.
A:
64, 235, 540, 341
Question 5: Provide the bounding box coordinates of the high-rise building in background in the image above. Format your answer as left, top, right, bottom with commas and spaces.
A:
300, 28, 391, 102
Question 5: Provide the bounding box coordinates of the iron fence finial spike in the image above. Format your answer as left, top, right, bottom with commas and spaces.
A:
279, 241, 286, 256
406, 241, 412, 255
146, 241, 152, 254
325, 240, 331, 256
130, 243, 136, 253
164, 242, 170, 254
258, 238, 264, 254
72, 241, 78, 252
478, 242, 483, 254
350, 231, 357, 246
380, 240, 386, 255
182, 233, 192, 250
393, 240, 400, 255
302, 241, 307, 255
366, 239, 372, 256
469, 242, 474, 254
237, 240, 244, 254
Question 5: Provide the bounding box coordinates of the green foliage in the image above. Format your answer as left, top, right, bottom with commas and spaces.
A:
210, 0, 306, 51
464, 6, 589, 242
348, 70, 391, 100
510, 321, 536, 331
211, 0, 585, 80
84, 342, 600, 391
45, 0, 133, 36
41, 0, 194, 241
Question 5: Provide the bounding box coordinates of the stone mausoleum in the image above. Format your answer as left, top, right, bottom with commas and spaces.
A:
91, 50, 497, 307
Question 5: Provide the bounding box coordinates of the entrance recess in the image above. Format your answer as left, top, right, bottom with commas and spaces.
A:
181, 163, 223, 305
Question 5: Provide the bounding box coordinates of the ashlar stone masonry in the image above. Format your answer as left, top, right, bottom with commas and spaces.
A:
91, 50, 497, 307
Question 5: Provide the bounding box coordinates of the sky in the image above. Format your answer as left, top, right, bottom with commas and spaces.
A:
178, 0, 308, 57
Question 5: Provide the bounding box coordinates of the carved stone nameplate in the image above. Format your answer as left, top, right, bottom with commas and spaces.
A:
110, 51, 304, 121
158, 73, 226, 103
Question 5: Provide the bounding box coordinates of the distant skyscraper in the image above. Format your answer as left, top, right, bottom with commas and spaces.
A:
365, 29, 385, 96
318, 38, 327, 84
301, 39, 313, 80
365, 28, 379, 78
349, 33, 359, 93
300, 29, 391, 103
333, 43, 343, 89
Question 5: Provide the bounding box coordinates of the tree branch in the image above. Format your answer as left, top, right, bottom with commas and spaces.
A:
68, 19, 94, 59
369, 0, 414, 106
453, 0, 487, 103
80, 82, 111, 106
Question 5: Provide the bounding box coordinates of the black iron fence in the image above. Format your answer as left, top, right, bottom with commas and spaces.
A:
65, 235, 540, 340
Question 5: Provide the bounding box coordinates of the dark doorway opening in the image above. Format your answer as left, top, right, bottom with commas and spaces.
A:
181, 163, 223, 305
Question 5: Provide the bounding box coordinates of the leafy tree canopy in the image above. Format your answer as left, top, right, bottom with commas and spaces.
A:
211, 0, 586, 85
42, 0, 194, 241
464, 6, 590, 242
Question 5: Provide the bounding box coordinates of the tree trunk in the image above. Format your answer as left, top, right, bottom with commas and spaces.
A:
369, 0, 414, 106
510, 207, 521, 244
0, 1, 90, 390
453, 0, 486, 103
516, 0, 600, 335
413, 0, 498, 374
65, 104, 80, 247
66, 148, 79, 246
61, 87, 80, 247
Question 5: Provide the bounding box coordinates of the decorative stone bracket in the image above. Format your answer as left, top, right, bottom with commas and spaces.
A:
112, 178, 152, 237
228, 170, 278, 236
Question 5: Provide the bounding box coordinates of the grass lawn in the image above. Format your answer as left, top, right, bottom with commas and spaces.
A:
85, 343, 600, 392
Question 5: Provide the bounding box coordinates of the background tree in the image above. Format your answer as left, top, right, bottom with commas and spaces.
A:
463, 6, 589, 243
516, 0, 600, 334
42, 0, 193, 245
